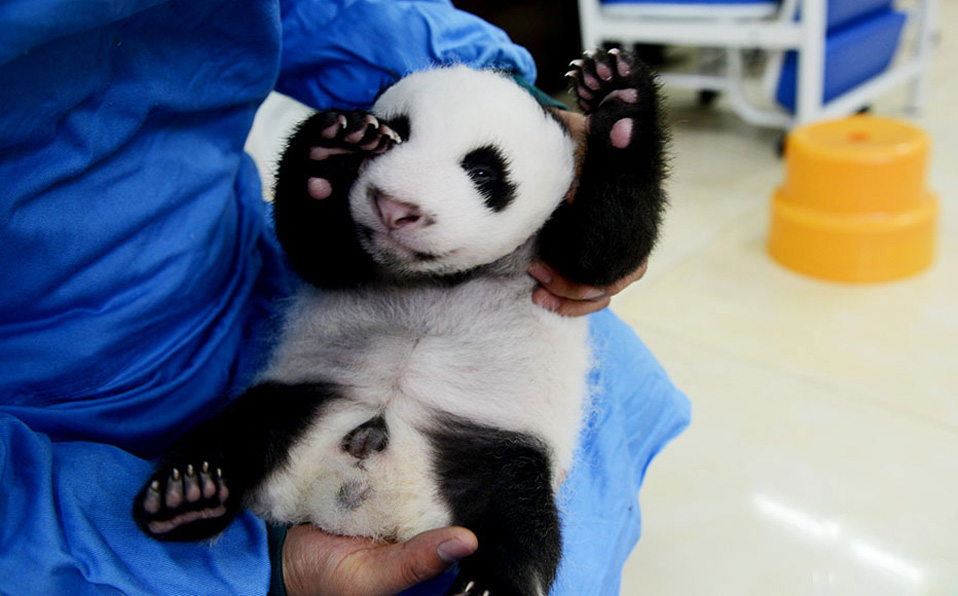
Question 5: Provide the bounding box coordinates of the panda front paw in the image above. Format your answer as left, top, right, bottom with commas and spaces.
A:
306, 110, 402, 160
298, 110, 402, 201
567, 48, 657, 150
133, 460, 234, 541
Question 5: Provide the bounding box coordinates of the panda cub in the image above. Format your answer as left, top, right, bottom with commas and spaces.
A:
133, 49, 666, 596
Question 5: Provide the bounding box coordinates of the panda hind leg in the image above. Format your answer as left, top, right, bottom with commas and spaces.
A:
132, 382, 339, 541
430, 419, 561, 596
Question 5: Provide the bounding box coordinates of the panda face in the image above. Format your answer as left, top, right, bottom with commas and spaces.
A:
348, 67, 577, 277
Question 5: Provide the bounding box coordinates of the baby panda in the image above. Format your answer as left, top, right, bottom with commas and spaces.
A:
133, 49, 666, 596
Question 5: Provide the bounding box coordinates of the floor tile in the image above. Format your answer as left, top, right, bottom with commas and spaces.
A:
621, 329, 958, 595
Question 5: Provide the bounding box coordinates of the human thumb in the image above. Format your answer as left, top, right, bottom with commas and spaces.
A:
362, 526, 478, 595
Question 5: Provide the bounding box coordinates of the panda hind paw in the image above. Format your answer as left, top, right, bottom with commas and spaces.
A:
134, 461, 232, 540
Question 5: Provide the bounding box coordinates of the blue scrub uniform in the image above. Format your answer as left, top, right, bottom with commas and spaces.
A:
0, 1, 690, 594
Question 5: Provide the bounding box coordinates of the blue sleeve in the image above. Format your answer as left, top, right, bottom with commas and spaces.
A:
276, 0, 537, 110
0, 414, 272, 596
0, 0, 166, 65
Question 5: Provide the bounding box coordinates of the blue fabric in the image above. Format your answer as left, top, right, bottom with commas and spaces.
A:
0, 0, 689, 594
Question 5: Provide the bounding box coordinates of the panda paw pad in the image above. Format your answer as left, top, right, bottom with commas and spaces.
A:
568, 49, 655, 150
136, 461, 230, 537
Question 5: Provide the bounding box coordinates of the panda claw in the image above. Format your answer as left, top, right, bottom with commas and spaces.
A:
144, 481, 162, 514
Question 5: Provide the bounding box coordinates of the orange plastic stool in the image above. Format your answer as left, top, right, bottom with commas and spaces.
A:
768, 115, 938, 282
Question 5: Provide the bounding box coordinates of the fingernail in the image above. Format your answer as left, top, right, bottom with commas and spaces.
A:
582, 288, 606, 300
528, 263, 552, 284
438, 537, 476, 563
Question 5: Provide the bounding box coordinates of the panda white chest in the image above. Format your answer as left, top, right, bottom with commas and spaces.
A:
261, 277, 591, 458
252, 277, 591, 540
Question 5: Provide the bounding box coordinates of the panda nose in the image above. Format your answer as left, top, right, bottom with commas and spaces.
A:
375, 193, 424, 231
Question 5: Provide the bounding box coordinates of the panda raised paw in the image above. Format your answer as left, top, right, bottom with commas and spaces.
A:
567, 48, 656, 150
306, 110, 402, 160
300, 110, 402, 201
133, 460, 232, 540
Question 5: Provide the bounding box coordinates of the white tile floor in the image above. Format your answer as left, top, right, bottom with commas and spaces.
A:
615, 5, 958, 595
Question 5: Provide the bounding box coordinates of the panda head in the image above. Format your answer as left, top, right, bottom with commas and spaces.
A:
349, 67, 577, 277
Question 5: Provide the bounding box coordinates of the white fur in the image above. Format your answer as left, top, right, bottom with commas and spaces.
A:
353, 67, 576, 275
253, 67, 590, 541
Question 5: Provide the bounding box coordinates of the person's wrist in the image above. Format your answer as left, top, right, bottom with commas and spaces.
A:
267, 524, 290, 596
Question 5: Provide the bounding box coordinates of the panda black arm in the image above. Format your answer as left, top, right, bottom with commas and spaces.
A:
272, 110, 401, 289
537, 50, 667, 288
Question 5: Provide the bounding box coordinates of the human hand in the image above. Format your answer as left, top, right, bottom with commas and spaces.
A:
531, 109, 649, 317
529, 259, 648, 317
282, 524, 478, 596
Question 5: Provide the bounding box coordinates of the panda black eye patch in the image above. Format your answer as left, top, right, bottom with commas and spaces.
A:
460, 145, 516, 212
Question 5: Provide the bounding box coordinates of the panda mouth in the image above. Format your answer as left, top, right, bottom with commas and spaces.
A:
357, 224, 448, 264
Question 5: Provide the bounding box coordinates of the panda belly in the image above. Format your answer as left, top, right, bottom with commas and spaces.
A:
248, 398, 453, 541
252, 280, 591, 540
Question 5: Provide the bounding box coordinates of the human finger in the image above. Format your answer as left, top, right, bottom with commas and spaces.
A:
282, 524, 477, 596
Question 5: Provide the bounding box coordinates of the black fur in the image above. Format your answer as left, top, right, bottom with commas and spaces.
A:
132, 382, 340, 541
429, 417, 560, 596
537, 51, 667, 287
